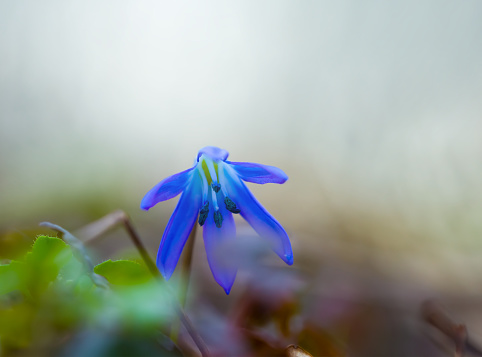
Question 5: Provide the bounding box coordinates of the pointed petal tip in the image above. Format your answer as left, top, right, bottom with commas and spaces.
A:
140, 196, 155, 210
280, 174, 289, 184
140, 203, 150, 211
215, 275, 235, 295
213, 277, 235, 295
157, 263, 174, 281
284, 254, 294, 266
274, 170, 289, 184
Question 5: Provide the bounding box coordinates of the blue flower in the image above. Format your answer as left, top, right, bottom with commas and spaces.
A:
141, 146, 293, 294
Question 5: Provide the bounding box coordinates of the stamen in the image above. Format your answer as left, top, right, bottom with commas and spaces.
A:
198, 201, 209, 226
214, 210, 223, 228
217, 162, 230, 197
211, 187, 219, 210
197, 161, 209, 203
211, 182, 221, 193
218, 162, 241, 214
224, 197, 240, 214
205, 158, 219, 185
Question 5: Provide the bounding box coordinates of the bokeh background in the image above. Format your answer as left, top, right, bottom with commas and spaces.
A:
1, 1, 482, 354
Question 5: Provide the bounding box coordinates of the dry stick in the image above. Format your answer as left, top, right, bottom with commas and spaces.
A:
422, 300, 466, 357
75, 210, 210, 357
421, 300, 480, 357
76, 210, 129, 245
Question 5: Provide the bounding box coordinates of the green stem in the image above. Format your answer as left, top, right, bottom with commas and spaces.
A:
170, 224, 198, 343
179, 223, 197, 307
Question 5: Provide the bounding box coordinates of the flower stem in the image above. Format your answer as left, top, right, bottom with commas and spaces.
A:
170, 224, 197, 343
179, 223, 197, 307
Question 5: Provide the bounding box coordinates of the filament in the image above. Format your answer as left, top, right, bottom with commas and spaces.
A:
205, 157, 218, 184
197, 159, 209, 203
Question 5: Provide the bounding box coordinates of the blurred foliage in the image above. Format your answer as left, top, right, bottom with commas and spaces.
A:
0, 235, 178, 357
94, 259, 152, 286
0, 227, 347, 356
0, 218, 464, 357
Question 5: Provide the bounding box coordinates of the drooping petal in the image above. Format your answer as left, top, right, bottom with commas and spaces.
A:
197, 146, 229, 162
140, 166, 195, 210
222, 164, 293, 265
227, 161, 288, 184
203, 191, 237, 294
156, 172, 202, 280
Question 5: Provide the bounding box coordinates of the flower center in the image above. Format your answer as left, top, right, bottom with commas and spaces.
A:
196, 155, 241, 228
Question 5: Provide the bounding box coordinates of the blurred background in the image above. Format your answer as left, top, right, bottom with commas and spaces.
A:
1, 1, 482, 354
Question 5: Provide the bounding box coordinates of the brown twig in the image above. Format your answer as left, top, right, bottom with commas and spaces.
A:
421, 300, 482, 357
75, 210, 128, 244
74, 210, 211, 357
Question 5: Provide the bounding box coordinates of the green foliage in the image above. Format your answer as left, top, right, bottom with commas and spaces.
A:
27, 236, 74, 295
94, 259, 152, 285
0, 234, 175, 356
0, 236, 76, 350
0, 302, 35, 349
93, 259, 173, 332
0, 236, 74, 298
0, 264, 20, 295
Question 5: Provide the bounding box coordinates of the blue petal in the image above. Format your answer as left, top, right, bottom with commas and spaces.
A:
156, 172, 202, 280
197, 146, 229, 162
227, 161, 288, 184
222, 164, 293, 265
203, 191, 237, 294
140, 166, 195, 210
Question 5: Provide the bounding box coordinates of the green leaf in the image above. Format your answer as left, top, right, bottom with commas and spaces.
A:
23, 236, 73, 297
0, 264, 20, 295
94, 260, 152, 286
28, 235, 71, 267
39, 222, 109, 289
